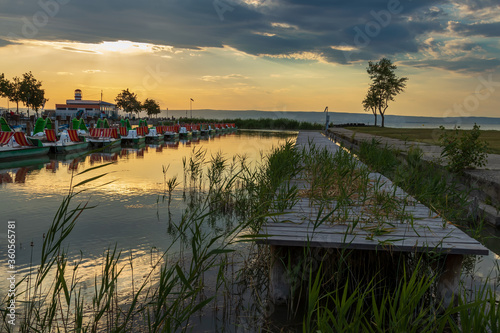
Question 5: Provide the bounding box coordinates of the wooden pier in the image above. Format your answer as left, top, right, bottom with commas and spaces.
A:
259, 131, 489, 306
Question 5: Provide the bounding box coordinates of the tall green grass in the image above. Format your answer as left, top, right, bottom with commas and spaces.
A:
169, 117, 323, 130
1, 137, 498, 332
242, 138, 499, 332
358, 139, 471, 224
0, 155, 260, 332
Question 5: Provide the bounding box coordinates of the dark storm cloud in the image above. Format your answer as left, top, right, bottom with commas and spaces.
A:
404, 57, 500, 73
0, 38, 15, 47
1, 0, 261, 43
0, 0, 497, 71
450, 21, 500, 37
223, 0, 448, 62
0, 0, 443, 45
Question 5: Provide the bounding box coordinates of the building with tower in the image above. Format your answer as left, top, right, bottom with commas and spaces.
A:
55, 89, 119, 119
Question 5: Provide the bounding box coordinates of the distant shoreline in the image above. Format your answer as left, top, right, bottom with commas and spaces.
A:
159, 109, 500, 120
4, 108, 500, 131
3, 108, 499, 121
157, 110, 500, 131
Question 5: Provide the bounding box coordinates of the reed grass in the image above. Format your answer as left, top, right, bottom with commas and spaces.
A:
240, 137, 499, 332
357, 139, 472, 224
0, 158, 253, 332
175, 116, 323, 130
1, 136, 498, 332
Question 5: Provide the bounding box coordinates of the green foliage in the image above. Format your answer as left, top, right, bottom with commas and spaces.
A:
173, 117, 322, 130
358, 138, 399, 173
439, 124, 488, 173
20, 71, 46, 112
0, 73, 9, 98
142, 97, 161, 117
115, 88, 141, 116
365, 58, 408, 127
1, 73, 46, 112
7, 77, 21, 111
0, 159, 255, 332
362, 87, 380, 126
304, 258, 500, 333
234, 117, 323, 130
455, 284, 500, 333
358, 140, 471, 223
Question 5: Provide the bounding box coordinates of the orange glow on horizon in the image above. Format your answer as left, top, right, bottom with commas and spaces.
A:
0, 40, 499, 118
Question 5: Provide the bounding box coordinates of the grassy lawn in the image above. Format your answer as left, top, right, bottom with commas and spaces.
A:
344, 126, 500, 154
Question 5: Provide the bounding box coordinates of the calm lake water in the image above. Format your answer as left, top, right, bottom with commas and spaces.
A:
0, 130, 499, 331
0, 132, 294, 302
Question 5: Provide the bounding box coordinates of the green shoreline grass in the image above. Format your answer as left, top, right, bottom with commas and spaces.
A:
344, 126, 500, 154
155, 117, 324, 131
2, 139, 499, 332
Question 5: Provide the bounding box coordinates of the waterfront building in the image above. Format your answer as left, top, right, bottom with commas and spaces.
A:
55, 89, 118, 119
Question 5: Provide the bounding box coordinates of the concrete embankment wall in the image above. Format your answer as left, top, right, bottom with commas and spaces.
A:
326, 128, 500, 227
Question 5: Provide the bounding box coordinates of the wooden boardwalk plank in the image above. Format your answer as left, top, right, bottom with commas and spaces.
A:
259, 234, 487, 255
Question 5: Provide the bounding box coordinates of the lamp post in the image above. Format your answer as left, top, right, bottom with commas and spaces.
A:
190, 98, 194, 119
324, 106, 330, 131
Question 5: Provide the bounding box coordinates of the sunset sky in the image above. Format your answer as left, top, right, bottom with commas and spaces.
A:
0, 0, 499, 117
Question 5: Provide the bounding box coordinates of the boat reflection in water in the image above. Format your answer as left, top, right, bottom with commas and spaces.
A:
0, 154, 50, 171
0, 154, 50, 184
163, 140, 179, 149
0, 131, 310, 331
0, 167, 30, 184
0, 131, 244, 189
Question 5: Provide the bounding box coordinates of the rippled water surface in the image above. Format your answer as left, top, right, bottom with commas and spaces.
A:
0, 132, 296, 295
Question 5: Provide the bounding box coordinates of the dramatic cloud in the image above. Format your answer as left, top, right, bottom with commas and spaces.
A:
404, 57, 500, 73
449, 21, 500, 37
0, 0, 498, 72
0, 38, 15, 47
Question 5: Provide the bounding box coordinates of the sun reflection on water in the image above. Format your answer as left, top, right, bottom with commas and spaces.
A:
0, 132, 296, 306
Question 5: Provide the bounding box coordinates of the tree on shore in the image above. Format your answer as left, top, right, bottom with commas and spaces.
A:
20, 72, 46, 115
366, 58, 408, 127
0, 73, 9, 99
8, 76, 22, 112
143, 98, 161, 117
362, 87, 380, 127
115, 89, 141, 117
0, 72, 46, 114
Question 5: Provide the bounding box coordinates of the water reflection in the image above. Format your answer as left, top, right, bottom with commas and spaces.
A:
0, 131, 296, 301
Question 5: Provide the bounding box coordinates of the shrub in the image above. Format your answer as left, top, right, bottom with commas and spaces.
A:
438, 124, 488, 173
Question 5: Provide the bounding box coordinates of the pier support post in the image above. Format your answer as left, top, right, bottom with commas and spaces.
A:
436, 254, 463, 309
269, 245, 291, 305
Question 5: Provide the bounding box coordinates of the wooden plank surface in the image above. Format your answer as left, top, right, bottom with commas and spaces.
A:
258, 132, 489, 256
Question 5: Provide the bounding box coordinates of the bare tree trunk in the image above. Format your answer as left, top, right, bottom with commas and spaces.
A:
380, 105, 389, 127
374, 113, 377, 126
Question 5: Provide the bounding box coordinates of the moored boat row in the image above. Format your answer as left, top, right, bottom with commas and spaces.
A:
0, 131, 50, 161
0, 116, 237, 162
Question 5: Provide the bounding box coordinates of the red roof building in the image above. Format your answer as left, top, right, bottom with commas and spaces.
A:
55, 89, 118, 119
